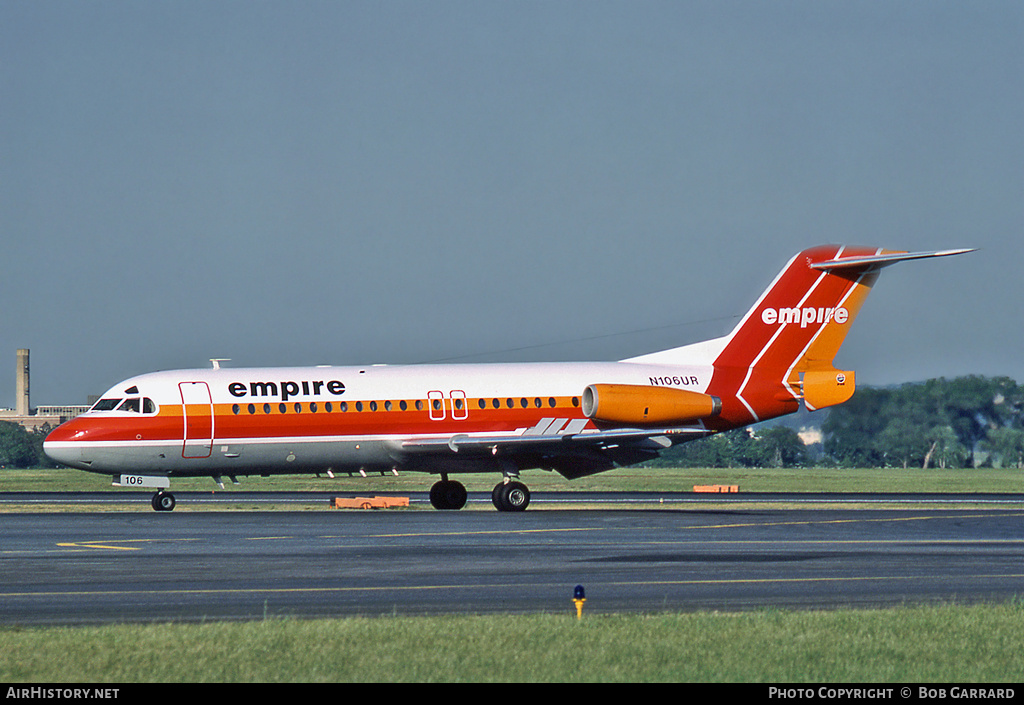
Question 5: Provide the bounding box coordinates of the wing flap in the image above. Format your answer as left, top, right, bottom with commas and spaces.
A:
398, 425, 708, 455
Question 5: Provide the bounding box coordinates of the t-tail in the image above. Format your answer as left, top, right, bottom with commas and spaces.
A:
629, 245, 974, 428
711, 244, 973, 425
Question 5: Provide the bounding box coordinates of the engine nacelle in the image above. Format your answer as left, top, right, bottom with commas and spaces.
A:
581, 384, 722, 426
801, 368, 856, 411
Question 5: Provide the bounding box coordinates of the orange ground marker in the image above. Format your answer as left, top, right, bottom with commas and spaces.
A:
332, 496, 410, 509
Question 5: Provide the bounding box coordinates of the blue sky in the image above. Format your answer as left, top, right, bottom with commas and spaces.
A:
2, 1, 1021, 406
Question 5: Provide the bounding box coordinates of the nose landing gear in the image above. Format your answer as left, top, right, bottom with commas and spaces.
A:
151, 491, 176, 512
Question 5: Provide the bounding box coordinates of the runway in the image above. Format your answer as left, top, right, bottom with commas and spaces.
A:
3, 497, 1024, 625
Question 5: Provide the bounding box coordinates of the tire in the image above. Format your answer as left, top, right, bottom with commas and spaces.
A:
153, 492, 176, 512
494, 481, 530, 512
430, 480, 467, 510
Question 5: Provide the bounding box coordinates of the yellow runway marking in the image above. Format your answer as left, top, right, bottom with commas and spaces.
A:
612, 573, 1024, 587
310, 527, 602, 540
54, 539, 200, 552
48, 512, 1021, 552
679, 511, 1017, 532
56, 542, 140, 551
5, 572, 1024, 601
302, 513, 1019, 543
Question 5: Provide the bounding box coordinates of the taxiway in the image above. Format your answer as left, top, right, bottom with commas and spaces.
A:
2, 498, 1023, 624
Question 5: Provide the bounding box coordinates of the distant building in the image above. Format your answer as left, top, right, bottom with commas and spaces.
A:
0, 349, 89, 432
797, 427, 823, 446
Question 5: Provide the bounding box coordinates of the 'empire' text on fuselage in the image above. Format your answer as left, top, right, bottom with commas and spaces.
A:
228, 380, 346, 402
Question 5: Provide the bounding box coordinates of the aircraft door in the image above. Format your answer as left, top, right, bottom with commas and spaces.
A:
428, 390, 445, 420
179, 381, 214, 458
450, 390, 468, 420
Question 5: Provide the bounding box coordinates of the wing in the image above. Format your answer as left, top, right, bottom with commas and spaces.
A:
394, 417, 711, 479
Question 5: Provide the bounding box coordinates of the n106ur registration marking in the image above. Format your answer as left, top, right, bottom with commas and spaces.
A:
114, 475, 170, 489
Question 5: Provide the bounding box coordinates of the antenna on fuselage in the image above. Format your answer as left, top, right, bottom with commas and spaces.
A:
210, 359, 231, 369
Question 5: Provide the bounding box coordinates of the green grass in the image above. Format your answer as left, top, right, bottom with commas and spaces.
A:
3, 464, 1023, 495
2, 604, 1023, 682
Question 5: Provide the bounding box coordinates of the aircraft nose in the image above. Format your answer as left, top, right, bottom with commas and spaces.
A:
44, 419, 84, 443
43, 421, 88, 468
43, 442, 78, 467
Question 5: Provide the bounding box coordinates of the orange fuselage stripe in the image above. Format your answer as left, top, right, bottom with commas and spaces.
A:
54, 396, 589, 444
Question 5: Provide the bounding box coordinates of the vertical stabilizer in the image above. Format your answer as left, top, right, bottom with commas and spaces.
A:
706, 245, 973, 423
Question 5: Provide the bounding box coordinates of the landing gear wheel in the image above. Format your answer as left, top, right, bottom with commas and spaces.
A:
492, 481, 530, 512
429, 480, 467, 510
151, 491, 176, 512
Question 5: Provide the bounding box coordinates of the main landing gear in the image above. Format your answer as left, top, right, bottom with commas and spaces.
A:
492, 480, 530, 512
428, 476, 531, 512
429, 478, 468, 510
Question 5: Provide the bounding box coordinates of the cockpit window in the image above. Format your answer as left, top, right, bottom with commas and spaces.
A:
92, 396, 157, 414
117, 398, 140, 413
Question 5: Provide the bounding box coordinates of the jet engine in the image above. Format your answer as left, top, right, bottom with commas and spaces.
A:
581, 384, 722, 426
800, 368, 856, 411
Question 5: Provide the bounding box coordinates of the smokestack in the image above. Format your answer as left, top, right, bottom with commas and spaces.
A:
16, 349, 29, 416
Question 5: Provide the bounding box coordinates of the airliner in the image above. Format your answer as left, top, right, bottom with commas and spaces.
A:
44, 244, 971, 511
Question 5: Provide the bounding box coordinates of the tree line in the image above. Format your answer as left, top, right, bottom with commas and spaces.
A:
648, 375, 1024, 470
0, 422, 52, 468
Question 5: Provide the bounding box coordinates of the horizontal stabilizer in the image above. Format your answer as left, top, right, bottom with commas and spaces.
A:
811, 248, 975, 271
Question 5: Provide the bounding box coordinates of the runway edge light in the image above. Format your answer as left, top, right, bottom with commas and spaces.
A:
573, 585, 586, 620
